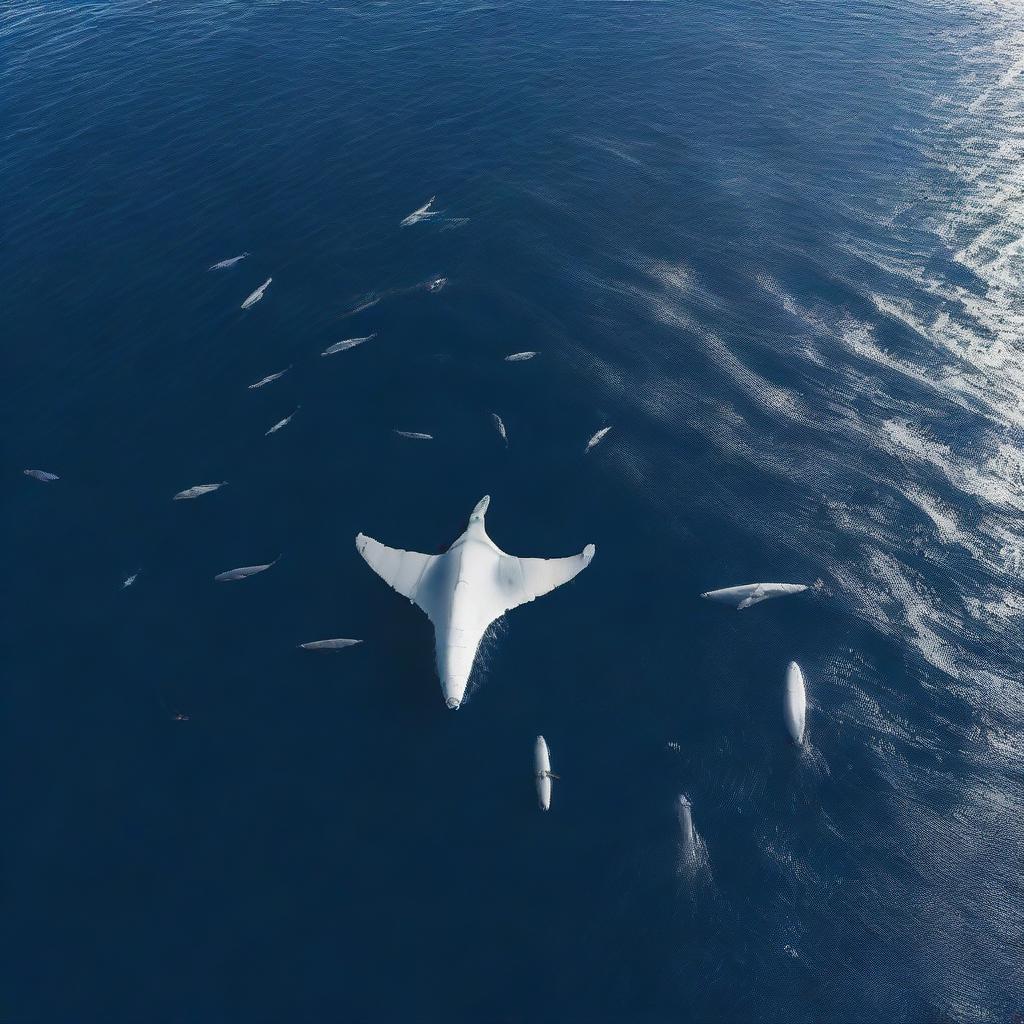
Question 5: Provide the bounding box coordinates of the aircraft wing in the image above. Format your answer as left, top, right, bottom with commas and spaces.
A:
494, 544, 596, 615
356, 533, 437, 607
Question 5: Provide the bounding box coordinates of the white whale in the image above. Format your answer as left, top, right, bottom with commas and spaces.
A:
173, 482, 228, 500
492, 413, 508, 446
299, 638, 362, 651
248, 366, 291, 389
356, 496, 595, 709
784, 661, 807, 744
265, 407, 298, 435
535, 735, 559, 811
241, 278, 272, 309
400, 197, 437, 226
209, 252, 249, 270
322, 334, 376, 356
585, 426, 612, 453
677, 794, 696, 864
214, 556, 280, 582
700, 582, 807, 610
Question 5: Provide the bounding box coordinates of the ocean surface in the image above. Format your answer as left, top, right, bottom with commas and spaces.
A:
4, 2, 1023, 1021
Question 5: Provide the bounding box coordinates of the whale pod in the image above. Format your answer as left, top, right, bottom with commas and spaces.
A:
700, 582, 808, 610
784, 661, 807, 744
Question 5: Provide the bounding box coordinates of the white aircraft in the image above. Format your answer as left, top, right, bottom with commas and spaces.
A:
356, 496, 595, 709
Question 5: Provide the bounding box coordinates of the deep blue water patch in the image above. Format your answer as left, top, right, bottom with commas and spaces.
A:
4, 1, 1023, 1021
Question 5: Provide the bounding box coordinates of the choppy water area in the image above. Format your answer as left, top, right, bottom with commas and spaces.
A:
5, 1, 1022, 1021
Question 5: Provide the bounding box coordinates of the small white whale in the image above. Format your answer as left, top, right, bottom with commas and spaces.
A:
24, 469, 59, 482
122, 573, 139, 589
400, 196, 438, 226
321, 333, 376, 356
241, 278, 272, 309
248, 366, 291, 389
298, 638, 363, 650
784, 661, 807, 745
505, 351, 537, 362
585, 426, 612, 453
676, 795, 707, 878
700, 582, 808, 610
535, 735, 559, 811
393, 430, 433, 440
173, 482, 228, 500
677, 794, 697, 864
492, 413, 508, 446
209, 252, 249, 271
214, 556, 280, 582
265, 407, 298, 436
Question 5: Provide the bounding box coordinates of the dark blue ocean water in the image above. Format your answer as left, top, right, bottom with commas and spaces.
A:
5, 2, 1023, 1021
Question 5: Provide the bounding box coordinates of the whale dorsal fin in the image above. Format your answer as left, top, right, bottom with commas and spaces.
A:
356, 534, 436, 605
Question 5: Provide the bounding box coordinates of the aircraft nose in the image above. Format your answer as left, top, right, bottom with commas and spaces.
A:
445, 697, 461, 710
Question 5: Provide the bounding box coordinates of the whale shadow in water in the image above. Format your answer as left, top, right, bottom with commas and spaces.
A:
778, 732, 831, 815
675, 797, 713, 890
341, 276, 449, 318
676, 831, 712, 883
